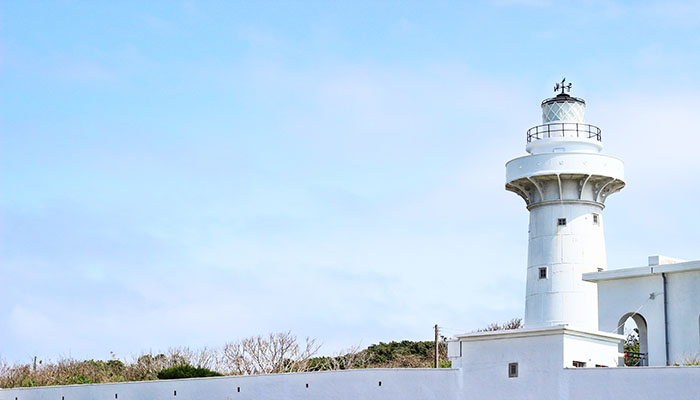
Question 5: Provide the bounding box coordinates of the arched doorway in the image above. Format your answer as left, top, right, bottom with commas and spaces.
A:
617, 313, 648, 366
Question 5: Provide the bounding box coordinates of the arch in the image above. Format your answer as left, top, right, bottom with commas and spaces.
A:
617, 312, 648, 366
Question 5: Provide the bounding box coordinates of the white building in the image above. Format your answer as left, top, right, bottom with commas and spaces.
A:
585, 255, 700, 366
2, 85, 699, 400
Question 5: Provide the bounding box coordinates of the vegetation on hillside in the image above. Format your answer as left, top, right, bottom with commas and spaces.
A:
0, 319, 523, 388
157, 365, 222, 379
306, 340, 450, 371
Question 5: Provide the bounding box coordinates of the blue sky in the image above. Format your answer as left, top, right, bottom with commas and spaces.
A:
2, 1, 700, 364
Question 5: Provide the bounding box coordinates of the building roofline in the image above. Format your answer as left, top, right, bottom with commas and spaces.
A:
583, 260, 700, 282
452, 325, 624, 342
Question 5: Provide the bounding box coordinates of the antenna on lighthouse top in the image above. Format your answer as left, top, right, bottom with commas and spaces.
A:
554, 78, 572, 95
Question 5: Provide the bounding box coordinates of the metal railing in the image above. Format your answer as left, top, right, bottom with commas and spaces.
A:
624, 351, 648, 367
526, 123, 602, 143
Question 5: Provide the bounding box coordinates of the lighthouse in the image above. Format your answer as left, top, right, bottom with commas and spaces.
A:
505, 80, 625, 330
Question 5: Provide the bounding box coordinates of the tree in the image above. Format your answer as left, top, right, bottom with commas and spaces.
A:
221, 331, 320, 375
624, 328, 641, 367
474, 318, 523, 332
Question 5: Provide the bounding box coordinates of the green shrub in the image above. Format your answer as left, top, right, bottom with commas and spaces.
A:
365, 341, 433, 364
157, 365, 222, 380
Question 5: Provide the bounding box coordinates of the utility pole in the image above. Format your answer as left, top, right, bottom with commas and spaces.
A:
434, 324, 439, 368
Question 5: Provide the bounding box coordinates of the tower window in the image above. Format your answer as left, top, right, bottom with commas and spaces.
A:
592, 214, 599, 225
508, 362, 518, 378
557, 218, 567, 226
539, 267, 548, 279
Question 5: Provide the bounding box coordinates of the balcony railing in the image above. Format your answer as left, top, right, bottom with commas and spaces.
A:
526, 123, 602, 143
624, 351, 648, 367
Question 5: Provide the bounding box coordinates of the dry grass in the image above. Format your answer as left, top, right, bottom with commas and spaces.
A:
0, 327, 458, 388
0, 332, 318, 388
674, 354, 700, 366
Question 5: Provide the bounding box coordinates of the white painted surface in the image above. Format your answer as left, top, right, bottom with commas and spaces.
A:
505, 152, 624, 184
649, 255, 686, 266
3, 365, 699, 400
525, 202, 607, 330
0, 369, 460, 400
451, 331, 564, 399
563, 366, 700, 400
444, 326, 700, 400
585, 260, 700, 365
525, 136, 603, 154
506, 93, 624, 330
561, 330, 621, 368
450, 326, 621, 370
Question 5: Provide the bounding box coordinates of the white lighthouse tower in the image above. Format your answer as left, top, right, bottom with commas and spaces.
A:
448, 83, 627, 387
505, 80, 625, 330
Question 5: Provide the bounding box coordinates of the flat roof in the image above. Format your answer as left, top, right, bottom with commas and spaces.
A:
452, 325, 624, 341
583, 259, 700, 282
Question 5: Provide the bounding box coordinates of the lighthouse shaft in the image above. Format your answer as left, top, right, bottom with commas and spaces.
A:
525, 183, 607, 330
506, 89, 625, 330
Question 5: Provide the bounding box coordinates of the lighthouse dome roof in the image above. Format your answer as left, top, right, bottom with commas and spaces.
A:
541, 93, 586, 123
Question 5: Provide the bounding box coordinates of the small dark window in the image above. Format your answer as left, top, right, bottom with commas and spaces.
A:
378, 381, 382, 387
115, 395, 118, 399
508, 362, 518, 378
305, 383, 309, 388
592, 214, 599, 225
539, 267, 547, 279
558, 218, 567, 226
572, 361, 586, 368
174, 390, 177, 396
237, 387, 240, 392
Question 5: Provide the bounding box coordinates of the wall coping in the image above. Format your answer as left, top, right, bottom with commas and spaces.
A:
452, 325, 624, 342
583, 260, 700, 282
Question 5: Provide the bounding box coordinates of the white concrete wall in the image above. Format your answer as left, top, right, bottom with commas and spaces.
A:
0, 369, 461, 400
452, 329, 699, 399
561, 332, 620, 368
595, 273, 666, 365
4, 362, 700, 400
452, 332, 563, 399
563, 366, 700, 400
450, 326, 623, 399
666, 269, 700, 363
